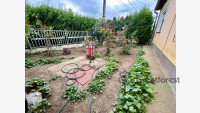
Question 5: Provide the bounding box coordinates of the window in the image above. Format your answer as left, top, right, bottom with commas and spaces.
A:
156, 4, 169, 32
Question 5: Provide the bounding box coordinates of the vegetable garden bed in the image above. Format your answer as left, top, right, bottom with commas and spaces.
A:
25, 45, 147, 113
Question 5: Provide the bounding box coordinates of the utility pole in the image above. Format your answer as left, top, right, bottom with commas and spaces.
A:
103, 0, 106, 18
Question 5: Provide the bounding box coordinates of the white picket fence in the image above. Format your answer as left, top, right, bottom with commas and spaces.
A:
27, 28, 93, 49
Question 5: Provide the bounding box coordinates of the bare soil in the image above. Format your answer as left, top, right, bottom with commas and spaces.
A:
25, 46, 139, 113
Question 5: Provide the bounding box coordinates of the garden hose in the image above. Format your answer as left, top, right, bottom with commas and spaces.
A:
58, 62, 107, 113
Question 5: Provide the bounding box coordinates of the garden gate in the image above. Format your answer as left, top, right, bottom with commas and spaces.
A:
27, 28, 93, 49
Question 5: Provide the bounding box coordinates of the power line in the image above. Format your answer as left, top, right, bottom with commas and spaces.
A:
135, 0, 146, 6
128, 0, 138, 11
115, 0, 134, 13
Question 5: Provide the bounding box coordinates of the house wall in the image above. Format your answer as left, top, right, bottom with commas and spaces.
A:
153, 0, 176, 66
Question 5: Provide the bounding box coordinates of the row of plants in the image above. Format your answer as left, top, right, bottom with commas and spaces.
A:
87, 56, 120, 94
25, 51, 47, 57
25, 57, 64, 68
25, 78, 51, 113
110, 48, 156, 113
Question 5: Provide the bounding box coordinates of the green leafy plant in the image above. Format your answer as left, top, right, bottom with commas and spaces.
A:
69, 56, 76, 60
25, 57, 64, 68
87, 75, 105, 94
120, 48, 131, 55
62, 86, 87, 104
104, 52, 111, 57
136, 48, 145, 56
108, 56, 120, 63
25, 78, 50, 97
94, 53, 101, 58
87, 58, 119, 94
34, 98, 51, 113
25, 59, 36, 68
112, 49, 156, 113
36, 57, 63, 65
49, 75, 60, 82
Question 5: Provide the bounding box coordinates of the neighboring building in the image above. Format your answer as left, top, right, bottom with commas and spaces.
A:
152, 0, 176, 91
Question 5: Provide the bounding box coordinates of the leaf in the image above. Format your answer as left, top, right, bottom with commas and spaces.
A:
136, 103, 141, 109
109, 111, 114, 113
126, 85, 131, 92
129, 106, 136, 112
123, 104, 128, 110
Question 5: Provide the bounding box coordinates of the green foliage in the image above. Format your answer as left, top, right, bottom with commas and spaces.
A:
62, 86, 87, 104
94, 53, 101, 58
126, 7, 153, 44
25, 58, 36, 68
113, 49, 156, 113
136, 48, 145, 56
87, 60, 119, 94
49, 75, 60, 82
132, 44, 136, 48
69, 56, 76, 60
104, 52, 111, 57
87, 75, 105, 94
35, 98, 51, 112
36, 57, 63, 65
25, 78, 50, 97
25, 51, 47, 57
25, 57, 64, 68
25, 3, 97, 31
120, 48, 131, 55
108, 56, 120, 63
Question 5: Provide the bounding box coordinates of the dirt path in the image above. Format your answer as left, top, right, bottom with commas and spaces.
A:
143, 45, 176, 113
26, 46, 139, 113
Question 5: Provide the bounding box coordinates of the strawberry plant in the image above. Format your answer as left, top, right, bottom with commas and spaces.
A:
110, 49, 156, 113
36, 57, 64, 65
108, 56, 120, 63
87, 57, 119, 94
34, 98, 51, 113
25, 59, 36, 68
25, 78, 50, 98
49, 75, 60, 82
136, 48, 145, 56
87, 75, 105, 94
62, 86, 87, 104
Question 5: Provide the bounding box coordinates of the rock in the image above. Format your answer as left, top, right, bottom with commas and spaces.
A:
26, 92, 42, 109
63, 48, 71, 55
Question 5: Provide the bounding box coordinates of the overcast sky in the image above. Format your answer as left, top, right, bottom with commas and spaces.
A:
26, 0, 157, 19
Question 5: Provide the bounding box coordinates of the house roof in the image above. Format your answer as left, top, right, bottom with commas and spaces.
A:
155, 0, 167, 10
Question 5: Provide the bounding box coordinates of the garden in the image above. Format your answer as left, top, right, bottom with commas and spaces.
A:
25, 2, 159, 113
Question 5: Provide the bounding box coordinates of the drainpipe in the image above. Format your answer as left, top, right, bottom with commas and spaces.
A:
150, 10, 158, 44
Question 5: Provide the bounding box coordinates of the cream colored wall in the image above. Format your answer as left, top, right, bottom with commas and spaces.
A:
153, 0, 176, 65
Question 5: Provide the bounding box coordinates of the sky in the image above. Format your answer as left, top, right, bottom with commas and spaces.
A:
26, 0, 158, 19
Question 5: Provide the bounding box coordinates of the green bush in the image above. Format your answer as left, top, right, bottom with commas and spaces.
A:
25, 3, 97, 31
